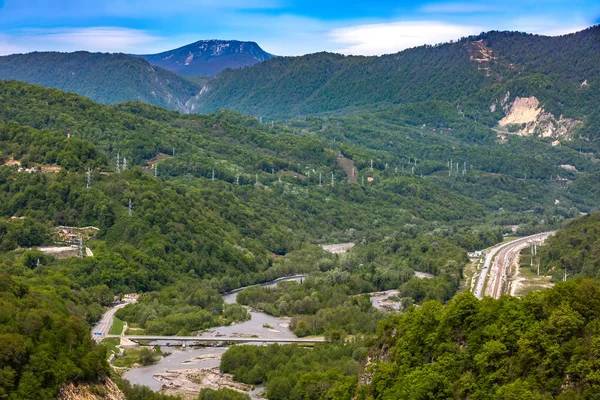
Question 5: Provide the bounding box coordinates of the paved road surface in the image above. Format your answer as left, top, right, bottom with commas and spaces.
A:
91, 301, 134, 343
474, 232, 554, 300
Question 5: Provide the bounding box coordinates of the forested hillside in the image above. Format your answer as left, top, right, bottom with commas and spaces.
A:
362, 279, 600, 399
194, 26, 600, 140
0, 79, 598, 398
540, 212, 600, 281
0, 52, 201, 111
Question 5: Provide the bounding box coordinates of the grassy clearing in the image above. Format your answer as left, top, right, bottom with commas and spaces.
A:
109, 317, 124, 335
512, 249, 553, 297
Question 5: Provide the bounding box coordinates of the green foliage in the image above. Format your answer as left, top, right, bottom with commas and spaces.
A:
366, 279, 600, 399
198, 388, 250, 400
0, 273, 109, 398
122, 380, 181, 400
0, 52, 200, 110
540, 212, 600, 280
221, 342, 363, 400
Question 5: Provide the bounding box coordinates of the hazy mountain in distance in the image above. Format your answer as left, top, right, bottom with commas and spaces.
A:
136, 40, 273, 77
0, 51, 201, 111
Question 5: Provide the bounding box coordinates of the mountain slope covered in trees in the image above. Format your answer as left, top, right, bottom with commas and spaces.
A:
0, 79, 599, 398
0, 52, 201, 111
541, 212, 600, 281
193, 26, 600, 139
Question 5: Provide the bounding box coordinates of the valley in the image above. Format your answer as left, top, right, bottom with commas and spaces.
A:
0, 20, 599, 400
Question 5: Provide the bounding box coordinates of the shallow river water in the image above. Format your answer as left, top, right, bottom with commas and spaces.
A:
123, 275, 305, 397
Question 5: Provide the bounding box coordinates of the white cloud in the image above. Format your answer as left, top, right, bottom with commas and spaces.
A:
0, 27, 166, 55
330, 20, 482, 55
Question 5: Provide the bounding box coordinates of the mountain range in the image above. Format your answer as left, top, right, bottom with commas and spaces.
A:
0, 26, 597, 141
135, 39, 273, 77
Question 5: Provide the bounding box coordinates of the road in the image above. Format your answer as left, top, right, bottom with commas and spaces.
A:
474, 232, 554, 299
91, 301, 135, 343
105, 335, 325, 343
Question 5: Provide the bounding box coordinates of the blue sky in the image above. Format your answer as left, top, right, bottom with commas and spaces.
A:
0, 0, 598, 56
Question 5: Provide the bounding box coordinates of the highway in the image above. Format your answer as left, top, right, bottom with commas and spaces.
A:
105, 335, 325, 343
474, 232, 555, 300
91, 302, 130, 343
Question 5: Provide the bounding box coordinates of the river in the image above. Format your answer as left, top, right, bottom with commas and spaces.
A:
122, 275, 305, 398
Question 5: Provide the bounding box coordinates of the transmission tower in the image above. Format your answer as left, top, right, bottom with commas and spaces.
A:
116, 152, 121, 173
86, 167, 91, 189
319, 172, 322, 186
154, 164, 158, 178
128, 198, 133, 217
370, 159, 374, 171
123, 157, 127, 171
236, 176, 240, 185
331, 172, 334, 187
212, 169, 215, 182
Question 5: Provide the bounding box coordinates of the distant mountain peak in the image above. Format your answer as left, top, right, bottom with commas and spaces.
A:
136, 40, 273, 77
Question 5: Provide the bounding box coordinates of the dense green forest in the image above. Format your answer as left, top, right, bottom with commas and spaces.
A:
0, 52, 200, 111
540, 213, 600, 281
193, 27, 600, 137
1, 27, 598, 144
362, 279, 600, 399
0, 75, 598, 399
217, 280, 600, 399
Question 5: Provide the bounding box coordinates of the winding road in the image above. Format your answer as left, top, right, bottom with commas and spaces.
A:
474, 232, 554, 300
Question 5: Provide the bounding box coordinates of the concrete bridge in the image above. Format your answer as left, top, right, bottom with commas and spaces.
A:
106, 334, 326, 344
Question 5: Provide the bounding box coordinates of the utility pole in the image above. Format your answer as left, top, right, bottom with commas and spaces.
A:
212, 169, 215, 182
86, 167, 91, 189
370, 160, 373, 171
319, 172, 322, 186
172, 148, 175, 157
78, 237, 84, 258
530, 242, 534, 266
128, 198, 133, 217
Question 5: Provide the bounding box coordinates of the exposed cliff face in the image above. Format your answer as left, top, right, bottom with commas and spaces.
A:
494, 94, 581, 139
57, 379, 125, 400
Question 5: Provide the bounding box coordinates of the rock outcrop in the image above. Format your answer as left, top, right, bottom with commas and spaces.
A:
494, 94, 581, 139
57, 379, 125, 400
